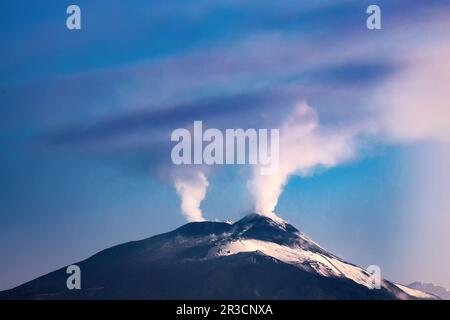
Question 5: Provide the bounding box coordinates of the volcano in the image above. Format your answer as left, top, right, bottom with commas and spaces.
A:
0, 214, 435, 300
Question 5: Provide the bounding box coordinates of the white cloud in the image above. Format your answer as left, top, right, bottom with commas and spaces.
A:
373, 44, 450, 142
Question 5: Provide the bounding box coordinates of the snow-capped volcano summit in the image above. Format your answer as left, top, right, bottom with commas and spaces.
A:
0, 213, 435, 300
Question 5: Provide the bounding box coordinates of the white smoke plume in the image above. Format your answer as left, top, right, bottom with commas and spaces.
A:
248, 102, 358, 218
249, 42, 450, 218
174, 170, 209, 222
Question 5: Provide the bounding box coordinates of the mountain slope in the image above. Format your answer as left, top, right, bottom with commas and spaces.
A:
407, 282, 450, 300
0, 214, 432, 300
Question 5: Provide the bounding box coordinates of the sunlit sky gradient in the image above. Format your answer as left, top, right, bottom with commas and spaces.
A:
1, 0, 450, 290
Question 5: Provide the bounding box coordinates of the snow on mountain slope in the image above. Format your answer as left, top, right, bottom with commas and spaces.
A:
203, 213, 434, 299
208, 239, 374, 288
407, 282, 450, 299
395, 284, 437, 299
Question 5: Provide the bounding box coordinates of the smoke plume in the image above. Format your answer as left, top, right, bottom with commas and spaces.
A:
249, 42, 450, 218
174, 170, 209, 222
248, 102, 358, 217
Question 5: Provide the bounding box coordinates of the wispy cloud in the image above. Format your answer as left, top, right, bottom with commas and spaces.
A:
2, 0, 450, 222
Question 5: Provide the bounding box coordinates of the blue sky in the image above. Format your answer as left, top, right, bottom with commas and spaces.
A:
1, 0, 450, 290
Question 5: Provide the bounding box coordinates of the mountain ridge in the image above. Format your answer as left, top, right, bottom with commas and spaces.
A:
407, 282, 450, 300
0, 213, 435, 300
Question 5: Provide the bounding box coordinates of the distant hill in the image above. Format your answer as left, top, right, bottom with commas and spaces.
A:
408, 282, 450, 300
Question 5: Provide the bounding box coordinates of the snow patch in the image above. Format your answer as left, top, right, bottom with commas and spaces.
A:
208, 239, 378, 288
395, 284, 437, 299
